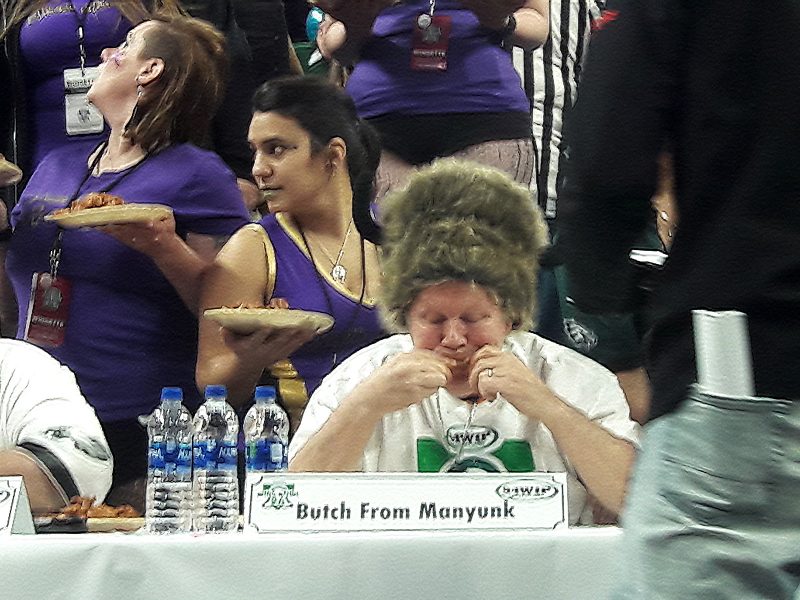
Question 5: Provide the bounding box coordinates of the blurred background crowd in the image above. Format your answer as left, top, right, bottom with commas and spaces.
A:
0, 1, 798, 595
2, 0, 653, 507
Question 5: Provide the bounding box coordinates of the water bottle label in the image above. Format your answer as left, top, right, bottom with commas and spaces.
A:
193, 442, 207, 470
165, 438, 177, 458
217, 442, 238, 469
177, 442, 192, 460
194, 440, 237, 471
246, 440, 267, 472
246, 439, 286, 472
160, 439, 174, 474
269, 442, 283, 466
175, 443, 192, 477
245, 441, 259, 471
148, 441, 166, 471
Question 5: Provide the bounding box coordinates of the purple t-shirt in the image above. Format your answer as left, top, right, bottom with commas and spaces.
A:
260, 214, 385, 396
19, 0, 130, 166
346, 0, 530, 117
8, 141, 250, 421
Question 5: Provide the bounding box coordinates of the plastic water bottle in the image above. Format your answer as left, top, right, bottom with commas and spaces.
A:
244, 386, 289, 474
143, 387, 193, 534
192, 385, 239, 532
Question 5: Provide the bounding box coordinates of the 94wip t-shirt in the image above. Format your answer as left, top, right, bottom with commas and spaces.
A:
290, 332, 640, 524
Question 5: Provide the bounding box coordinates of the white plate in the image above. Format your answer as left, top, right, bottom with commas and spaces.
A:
44, 203, 173, 228
203, 307, 334, 335
0, 158, 22, 186
87, 517, 145, 533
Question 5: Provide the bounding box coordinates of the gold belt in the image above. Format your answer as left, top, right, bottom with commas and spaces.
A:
269, 359, 309, 436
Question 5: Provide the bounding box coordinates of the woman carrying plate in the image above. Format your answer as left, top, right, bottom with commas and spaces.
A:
197, 76, 385, 431
5, 15, 250, 507
0, 0, 258, 219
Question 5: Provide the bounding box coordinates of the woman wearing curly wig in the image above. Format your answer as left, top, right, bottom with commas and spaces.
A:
289, 160, 639, 524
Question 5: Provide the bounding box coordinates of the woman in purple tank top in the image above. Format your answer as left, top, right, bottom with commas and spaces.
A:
314, 0, 549, 201
197, 76, 386, 432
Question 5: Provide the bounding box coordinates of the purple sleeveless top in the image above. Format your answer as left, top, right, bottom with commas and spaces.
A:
259, 214, 385, 396
346, 0, 530, 118
19, 0, 130, 167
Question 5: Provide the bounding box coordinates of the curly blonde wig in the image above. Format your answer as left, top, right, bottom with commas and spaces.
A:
379, 159, 550, 331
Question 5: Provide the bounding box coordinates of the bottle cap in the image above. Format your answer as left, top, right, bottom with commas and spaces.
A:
254, 385, 277, 404
161, 387, 183, 402
204, 384, 227, 400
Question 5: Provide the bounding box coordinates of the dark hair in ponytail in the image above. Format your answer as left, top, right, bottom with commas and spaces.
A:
251, 76, 382, 243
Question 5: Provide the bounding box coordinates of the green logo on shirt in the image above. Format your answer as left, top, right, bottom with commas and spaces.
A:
417, 438, 535, 473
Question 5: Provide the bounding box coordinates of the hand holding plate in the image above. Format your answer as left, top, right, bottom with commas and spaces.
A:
220, 320, 319, 367
96, 210, 176, 257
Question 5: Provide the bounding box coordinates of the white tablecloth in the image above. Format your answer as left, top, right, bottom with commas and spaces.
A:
0, 527, 622, 599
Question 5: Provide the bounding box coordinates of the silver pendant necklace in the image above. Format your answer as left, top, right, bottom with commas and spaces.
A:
297, 225, 368, 370
436, 390, 480, 464
331, 220, 353, 283
331, 264, 347, 284
455, 399, 479, 463
308, 220, 353, 283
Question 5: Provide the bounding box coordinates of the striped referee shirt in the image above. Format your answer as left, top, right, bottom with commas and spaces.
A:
513, 0, 605, 219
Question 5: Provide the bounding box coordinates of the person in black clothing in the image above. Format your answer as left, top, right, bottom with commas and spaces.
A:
231, 0, 294, 83
283, 0, 309, 42
182, 0, 258, 181
557, 1, 800, 597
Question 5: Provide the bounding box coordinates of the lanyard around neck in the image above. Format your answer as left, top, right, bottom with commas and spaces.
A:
297, 226, 368, 369
67, 0, 90, 73
72, 139, 150, 201
49, 140, 151, 276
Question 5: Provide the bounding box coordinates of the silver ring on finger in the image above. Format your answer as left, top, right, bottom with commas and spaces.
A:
484, 368, 494, 378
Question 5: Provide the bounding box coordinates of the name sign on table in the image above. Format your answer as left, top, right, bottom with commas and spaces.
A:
0, 476, 35, 535
244, 472, 567, 533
